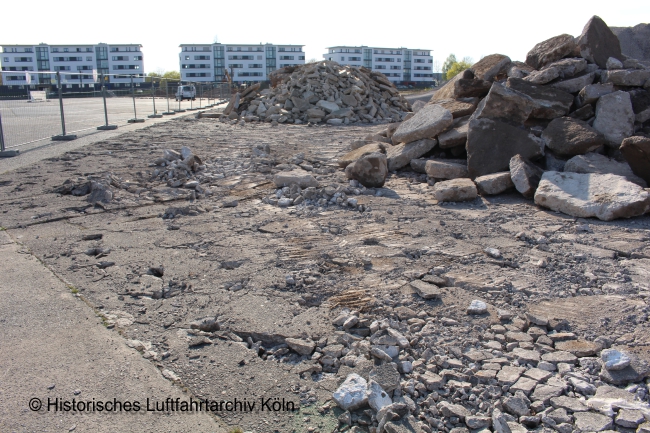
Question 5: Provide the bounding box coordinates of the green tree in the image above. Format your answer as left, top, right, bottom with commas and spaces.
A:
162, 71, 180, 80
445, 61, 473, 80
441, 54, 457, 80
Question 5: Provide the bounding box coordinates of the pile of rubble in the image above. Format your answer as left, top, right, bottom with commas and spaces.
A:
336, 15, 650, 221
302, 303, 650, 433
220, 60, 413, 125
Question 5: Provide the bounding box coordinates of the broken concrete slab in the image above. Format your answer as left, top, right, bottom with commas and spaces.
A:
549, 72, 596, 94
473, 82, 534, 126
466, 118, 544, 178
345, 152, 388, 188
438, 116, 470, 149
471, 54, 512, 82
506, 77, 573, 119
475, 172, 514, 195
603, 69, 650, 87
391, 104, 453, 145
429, 99, 478, 119
432, 178, 477, 202
338, 142, 387, 168
593, 91, 635, 148
273, 169, 319, 188
526, 34, 577, 70
425, 159, 469, 180
620, 136, 650, 185
564, 152, 647, 187
510, 154, 545, 198
541, 117, 606, 156
576, 82, 615, 107
534, 171, 650, 221
387, 139, 437, 171
576, 15, 624, 68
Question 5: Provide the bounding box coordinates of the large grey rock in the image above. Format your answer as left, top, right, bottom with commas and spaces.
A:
510, 155, 544, 198
620, 136, 650, 184
628, 88, 650, 123
429, 99, 478, 118
345, 153, 388, 188
526, 34, 577, 70
438, 116, 470, 148
473, 82, 534, 125
492, 408, 512, 433
548, 58, 588, 78
599, 352, 650, 385
285, 337, 315, 355
541, 117, 606, 156
534, 171, 650, 221
392, 104, 453, 145
431, 70, 492, 101
425, 159, 469, 179
472, 54, 512, 82
576, 82, 615, 106
601, 349, 631, 371
316, 100, 340, 113
409, 158, 428, 173
410, 280, 441, 299
466, 118, 544, 178
274, 169, 318, 188
432, 178, 477, 202
387, 139, 437, 171
475, 172, 514, 195
603, 69, 650, 86
523, 67, 560, 84
338, 142, 387, 168
593, 91, 635, 147
332, 373, 368, 411
367, 380, 392, 412
564, 152, 647, 186
369, 363, 401, 392
506, 77, 573, 119
573, 411, 613, 432
550, 72, 596, 93
576, 15, 623, 68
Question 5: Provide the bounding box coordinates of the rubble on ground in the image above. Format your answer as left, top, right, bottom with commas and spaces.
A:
336, 15, 650, 221
220, 60, 412, 125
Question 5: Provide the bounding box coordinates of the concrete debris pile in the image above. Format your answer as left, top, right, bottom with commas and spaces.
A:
221, 60, 413, 125
338, 15, 650, 221
260, 299, 650, 433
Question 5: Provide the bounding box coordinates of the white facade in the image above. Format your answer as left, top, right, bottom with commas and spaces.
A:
323, 46, 434, 83
179, 43, 305, 83
1, 43, 144, 86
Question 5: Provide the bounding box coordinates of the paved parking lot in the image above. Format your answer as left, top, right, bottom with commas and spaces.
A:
1, 96, 223, 148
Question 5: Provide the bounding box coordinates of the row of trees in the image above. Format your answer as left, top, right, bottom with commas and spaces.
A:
441, 54, 474, 81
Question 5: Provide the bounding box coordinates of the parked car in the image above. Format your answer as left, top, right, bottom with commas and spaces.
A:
175, 85, 196, 101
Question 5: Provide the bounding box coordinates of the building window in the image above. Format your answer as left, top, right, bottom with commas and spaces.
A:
185, 56, 190, 60
250, 64, 263, 68
194, 55, 210, 60
15, 57, 33, 62
257, 55, 262, 60
51, 48, 59, 53
390, 65, 400, 70
375, 65, 386, 69
63, 48, 69, 53
112, 56, 128, 61
348, 56, 360, 61
278, 48, 285, 52
279, 56, 294, 60
24, 48, 33, 53
341, 56, 345, 61
87, 48, 92, 52
228, 64, 243, 68
110, 47, 119, 52
133, 56, 143, 61
2, 57, 7, 62
86, 56, 93, 61
299, 56, 305, 60
237, 72, 263, 77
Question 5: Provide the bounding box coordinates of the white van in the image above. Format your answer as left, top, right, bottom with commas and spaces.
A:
175, 85, 196, 101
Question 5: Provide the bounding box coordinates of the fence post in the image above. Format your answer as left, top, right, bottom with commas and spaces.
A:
97, 73, 117, 130
175, 81, 186, 113
128, 74, 145, 123
52, 71, 77, 141
148, 77, 162, 118
0, 110, 19, 157
162, 80, 174, 115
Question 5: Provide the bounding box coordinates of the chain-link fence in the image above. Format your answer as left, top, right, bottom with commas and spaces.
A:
0, 71, 231, 156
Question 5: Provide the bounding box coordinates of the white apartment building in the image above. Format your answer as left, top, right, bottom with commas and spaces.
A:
0, 43, 144, 87
179, 43, 305, 83
323, 46, 434, 83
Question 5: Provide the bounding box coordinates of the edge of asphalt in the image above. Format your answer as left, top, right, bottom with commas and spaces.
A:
0, 229, 227, 433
